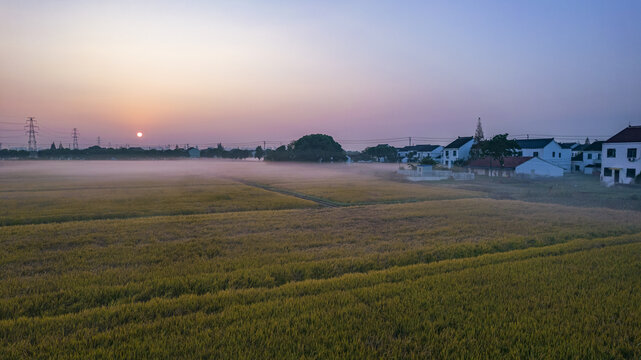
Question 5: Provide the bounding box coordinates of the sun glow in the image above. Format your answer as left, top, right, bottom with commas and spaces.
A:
136, 132, 143, 138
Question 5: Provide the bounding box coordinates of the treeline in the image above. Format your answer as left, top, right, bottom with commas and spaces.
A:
0, 134, 411, 163
0, 146, 191, 160
0, 134, 357, 162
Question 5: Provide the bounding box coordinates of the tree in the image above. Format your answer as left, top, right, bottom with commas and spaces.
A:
470, 117, 485, 160
420, 157, 437, 165
265, 145, 291, 161
474, 117, 485, 143
363, 144, 397, 162
263, 134, 347, 162
479, 134, 521, 167
50, 142, 56, 151
288, 134, 347, 162
255, 146, 264, 160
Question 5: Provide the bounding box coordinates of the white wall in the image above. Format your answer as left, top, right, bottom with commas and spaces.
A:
520, 142, 569, 171
442, 140, 473, 168
601, 142, 641, 185
515, 158, 564, 177
572, 150, 602, 173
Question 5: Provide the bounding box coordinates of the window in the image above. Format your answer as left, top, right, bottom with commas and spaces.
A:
533, 151, 539, 157
604, 168, 612, 177
453, 150, 457, 157
607, 148, 616, 158
558, 152, 561, 158
587, 153, 592, 160
552, 151, 555, 157
445, 150, 449, 157
598, 154, 601, 160
627, 169, 636, 178
628, 148, 638, 158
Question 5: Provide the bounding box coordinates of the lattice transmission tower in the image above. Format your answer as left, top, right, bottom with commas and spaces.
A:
24, 117, 38, 158
72, 128, 79, 150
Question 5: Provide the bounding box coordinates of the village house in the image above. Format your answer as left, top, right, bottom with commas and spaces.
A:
468, 156, 564, 178
515, 138, 570, 172
442, 137, 474, 168
601, 126, 641, 186
571, 141, 603, 174
560, 142, 581, 153
397, 144, 443, 163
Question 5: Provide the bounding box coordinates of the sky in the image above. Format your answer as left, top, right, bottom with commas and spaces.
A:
1, 0, 640, 150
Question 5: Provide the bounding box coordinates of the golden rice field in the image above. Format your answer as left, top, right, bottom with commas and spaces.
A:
1, 160, 640, 359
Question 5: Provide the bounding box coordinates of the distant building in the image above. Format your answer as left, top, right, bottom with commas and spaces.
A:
397, 144, 443, 163
188, 147, 201, 158
571, 141, 603, 174
468, 156, 564, 177
601, 126, 641, 186
442, 137, 474, 168
515, 138, 570, 172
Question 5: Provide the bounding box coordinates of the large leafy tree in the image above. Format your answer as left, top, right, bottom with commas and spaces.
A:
288, 134, 347, 162
363, 144, 397, 162
254, 146, 264, 160
479, 134, 521, 166
264, 145, 292, 161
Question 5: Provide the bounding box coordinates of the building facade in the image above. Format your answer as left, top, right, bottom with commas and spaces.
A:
397, 145, 443, 163
442, 137, 474, 168
601, 126, 641, 186
468, 156, 563, 177
571, 141, 603, 174
515, 138, 570, 172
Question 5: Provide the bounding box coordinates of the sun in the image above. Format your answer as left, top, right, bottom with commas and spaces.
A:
136, 132, 143, 138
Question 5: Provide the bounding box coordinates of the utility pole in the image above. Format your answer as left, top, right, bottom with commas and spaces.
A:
263, 140, 266, 150
96, 136, 101, 147
72, 128, 79, 150
24, 117, 38, 158
408, 136, 412, 146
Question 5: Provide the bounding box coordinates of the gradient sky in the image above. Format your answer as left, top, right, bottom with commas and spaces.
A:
1, 0, 640, 149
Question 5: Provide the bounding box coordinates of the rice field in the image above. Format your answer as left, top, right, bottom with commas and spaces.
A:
1, 160, 640, 358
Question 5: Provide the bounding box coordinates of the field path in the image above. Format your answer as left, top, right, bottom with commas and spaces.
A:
231, 179, 343, 208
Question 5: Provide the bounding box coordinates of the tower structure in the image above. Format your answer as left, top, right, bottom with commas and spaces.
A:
24, 117, 38, 158
72, 128, 79, 150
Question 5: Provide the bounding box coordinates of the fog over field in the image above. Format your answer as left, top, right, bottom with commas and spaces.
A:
0, 159, 397, 183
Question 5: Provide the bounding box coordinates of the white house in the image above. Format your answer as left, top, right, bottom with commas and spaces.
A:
601, 126, 641, 186
559, 142, 578, 164
571, 141, 603, 174
468, 156, 564, 177
397, 144, 443, 163
515, 138, 570, 172
442, 137, 474, 168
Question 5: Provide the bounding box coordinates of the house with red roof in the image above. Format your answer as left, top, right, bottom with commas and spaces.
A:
601, 126, 641, 186
468, 156, 564, 178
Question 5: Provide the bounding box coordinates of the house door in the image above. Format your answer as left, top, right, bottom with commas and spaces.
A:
614, 169, 620, 183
